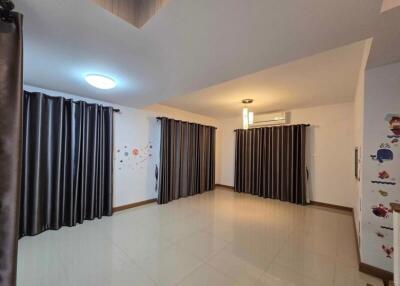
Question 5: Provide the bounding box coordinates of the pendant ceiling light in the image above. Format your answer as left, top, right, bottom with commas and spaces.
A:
242, 99, 254, 130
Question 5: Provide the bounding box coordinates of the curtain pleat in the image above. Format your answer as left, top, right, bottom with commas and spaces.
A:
234, 125, 307, 205
158, 118, 216, 204
19, 92, 114, 237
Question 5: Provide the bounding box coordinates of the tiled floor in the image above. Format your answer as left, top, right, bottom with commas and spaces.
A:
17, 188, 383, 286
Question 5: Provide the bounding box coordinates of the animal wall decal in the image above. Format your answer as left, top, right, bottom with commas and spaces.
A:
371, 204, 392, 218
379, 171, 390, 179
378, 190, 388, 197
371, 171, 396, 185
385, 114, 400, 138
370, 144, 393, 163
382, 245, 394, 258
367, 113, 400, 266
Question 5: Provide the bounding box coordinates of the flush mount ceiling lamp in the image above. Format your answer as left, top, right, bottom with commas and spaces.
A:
85, 74, 117, 90
242, 99, 254, 130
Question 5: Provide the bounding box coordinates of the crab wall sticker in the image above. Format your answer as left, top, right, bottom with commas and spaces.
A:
371, 204, 392, 218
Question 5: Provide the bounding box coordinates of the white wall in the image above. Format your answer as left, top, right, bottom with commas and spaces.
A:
353, 70, 365, 243
353, 39, 372, 242
219, 102, 356, 208
24, 85, 220, 207
394, 210, 400, 285
360, 61, 400, 272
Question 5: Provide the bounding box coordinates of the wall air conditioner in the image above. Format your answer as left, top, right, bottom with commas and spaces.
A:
250, 112, 289, 128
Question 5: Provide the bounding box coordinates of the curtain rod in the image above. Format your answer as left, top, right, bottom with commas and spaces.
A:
156, 117, 217, 129
24, 90, 121, 113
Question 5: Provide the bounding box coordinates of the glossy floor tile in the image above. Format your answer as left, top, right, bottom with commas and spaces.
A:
17, 188, 383, 286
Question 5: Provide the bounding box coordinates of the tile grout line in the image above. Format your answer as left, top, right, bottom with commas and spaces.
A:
108, 238, 161, 286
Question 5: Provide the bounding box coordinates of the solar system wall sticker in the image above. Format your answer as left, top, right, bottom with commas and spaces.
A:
115, 142, 154, 171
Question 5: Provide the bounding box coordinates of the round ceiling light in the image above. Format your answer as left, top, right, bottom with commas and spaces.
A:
85, 74, 117, 89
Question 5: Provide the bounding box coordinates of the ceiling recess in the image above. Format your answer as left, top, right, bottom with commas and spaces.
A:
381, 0, 400, 12
92, 0, 168, 28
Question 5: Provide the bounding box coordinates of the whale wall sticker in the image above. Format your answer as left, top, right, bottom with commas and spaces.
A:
370, 148, 393, 163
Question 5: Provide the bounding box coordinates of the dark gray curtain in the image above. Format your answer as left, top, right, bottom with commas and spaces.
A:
235, 125, 307, 205
19, 92, 114, 237
0, 11, 23, 286
158, 117, 215, 204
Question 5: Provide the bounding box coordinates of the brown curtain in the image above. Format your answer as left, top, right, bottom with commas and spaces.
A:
235, 125, 307, 205
0, 11, 23, 286
158, 117, 215, 204
19, 92, 114, 237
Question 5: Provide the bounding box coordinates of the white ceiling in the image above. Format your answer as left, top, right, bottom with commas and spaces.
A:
161, 40, 369, 118
367, 7, 400, 67
15, 0, 400, 114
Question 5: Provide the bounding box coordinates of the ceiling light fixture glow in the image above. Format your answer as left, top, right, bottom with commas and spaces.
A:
249, 112, 254, 125
242, 99, 254, 130
85, 74, 117, 89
